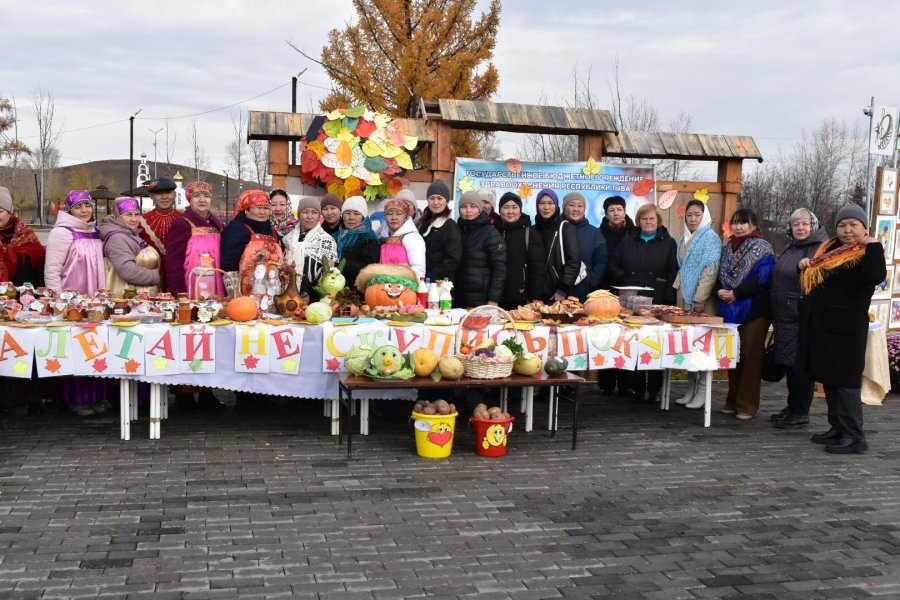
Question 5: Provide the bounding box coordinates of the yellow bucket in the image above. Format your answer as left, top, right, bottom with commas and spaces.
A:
411, 411, 459, 459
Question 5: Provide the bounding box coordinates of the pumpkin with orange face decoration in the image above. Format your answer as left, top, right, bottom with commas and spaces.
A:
355, 263, 419, 308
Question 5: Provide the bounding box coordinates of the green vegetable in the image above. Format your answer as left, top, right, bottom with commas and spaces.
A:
344, 345, 373, 375
501, 338, 525, 360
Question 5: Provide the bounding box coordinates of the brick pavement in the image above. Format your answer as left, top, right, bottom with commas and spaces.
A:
0, 382, 898, 599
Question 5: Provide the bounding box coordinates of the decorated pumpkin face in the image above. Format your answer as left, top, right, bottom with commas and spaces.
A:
364, 281, 418, 308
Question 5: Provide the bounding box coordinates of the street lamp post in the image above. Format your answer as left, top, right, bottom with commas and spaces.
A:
148, 127, 163, 178
129, 109, 142, 192
220, 176, 230, 222
864, 97, 874, 220
291, 69, 306, 166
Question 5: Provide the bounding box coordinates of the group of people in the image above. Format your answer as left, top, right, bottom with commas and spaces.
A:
0, 179, 885, 453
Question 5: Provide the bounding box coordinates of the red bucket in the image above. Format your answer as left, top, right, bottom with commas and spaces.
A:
471, 416, 515, 457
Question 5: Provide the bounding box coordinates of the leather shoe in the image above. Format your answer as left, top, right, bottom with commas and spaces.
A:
825, 437, 869, 454
773, 414, 810, 429
770, 407, 789, 423
811, 428, 841, 444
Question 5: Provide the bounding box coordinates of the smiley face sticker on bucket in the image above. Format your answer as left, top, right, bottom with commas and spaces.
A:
412, 411, 459, 459
471, 416, 515, 457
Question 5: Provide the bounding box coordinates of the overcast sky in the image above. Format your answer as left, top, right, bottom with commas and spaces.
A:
3, 0, 899, 184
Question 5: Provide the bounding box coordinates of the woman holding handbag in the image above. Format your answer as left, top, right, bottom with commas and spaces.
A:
534, 188, 581, 303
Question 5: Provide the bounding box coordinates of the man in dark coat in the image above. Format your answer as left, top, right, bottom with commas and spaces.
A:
453, 191, 506, 307
494, 192, 546, 309
796, 203, 885, 454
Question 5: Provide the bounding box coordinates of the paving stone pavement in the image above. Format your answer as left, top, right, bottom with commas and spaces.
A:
0, 381, 898, 599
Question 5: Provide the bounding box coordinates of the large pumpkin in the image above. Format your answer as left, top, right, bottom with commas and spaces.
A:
356, 263, 420, 308
226, 296, 259, 322
584, 293, 621, 319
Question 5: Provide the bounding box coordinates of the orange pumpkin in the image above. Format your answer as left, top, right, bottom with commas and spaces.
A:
226, 296, 259, 322
364, 282, 417, 308
584, 295, 620, 319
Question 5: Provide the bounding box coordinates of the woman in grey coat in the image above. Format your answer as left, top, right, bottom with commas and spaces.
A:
99, 197, 161, 295
770, 208, 828, 427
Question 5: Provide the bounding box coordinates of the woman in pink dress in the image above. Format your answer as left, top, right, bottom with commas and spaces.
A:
165, 181, 225, 298
44, 190, 108, 416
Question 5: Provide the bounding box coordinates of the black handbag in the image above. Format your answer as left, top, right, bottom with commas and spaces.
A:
761, 337, 785, 383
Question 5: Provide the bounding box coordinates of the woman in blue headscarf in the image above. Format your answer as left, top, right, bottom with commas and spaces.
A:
334, 196, 380, 292
673, 200, 722, 409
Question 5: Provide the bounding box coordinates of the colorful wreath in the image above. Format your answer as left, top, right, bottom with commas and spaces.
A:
300, 105, 417, 202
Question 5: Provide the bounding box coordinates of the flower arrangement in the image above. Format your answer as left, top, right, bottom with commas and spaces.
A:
888, 333, 900, 391
299, 105, 416, 201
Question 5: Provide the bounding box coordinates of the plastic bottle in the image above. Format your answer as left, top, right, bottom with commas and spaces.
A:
439, 283, 452, 311
418, 277, 429, 307
428, 280, 441, 310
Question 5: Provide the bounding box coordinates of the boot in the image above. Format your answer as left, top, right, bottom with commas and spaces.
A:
685, 374, 708, 409
675, 373, 698, 405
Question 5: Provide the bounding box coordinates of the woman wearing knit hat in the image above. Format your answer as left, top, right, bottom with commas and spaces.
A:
0, 186, 44, 286
99, 197, 161, 296
319, 193, 343, 238
379, 195, 426, 279
534, 188, 581, 302
453, 190, 506, 307
563, 191, 608, 301
416, 180, 462, 283
795, 204, 884, 454
269, 188, 296, 242
165, 181, 225, 297
335, 196, 380, 291
220, 189, 283, 296
283, 196, 338, 300
494, 191, 545, 309
44, 190, 108, 416
478, 188, 497, 227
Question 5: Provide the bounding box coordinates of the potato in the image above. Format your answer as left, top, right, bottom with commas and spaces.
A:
474, 403, 488, 413
422, 405, 436, 415
488, 406, 502, 417
474, 408, 490, 420
437, 404, 450, 415
413, 401, 425, 413
448, 403, 456, 414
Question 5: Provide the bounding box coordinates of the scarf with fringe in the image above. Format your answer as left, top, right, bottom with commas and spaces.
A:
800, 239, 866, 295
718, 234, 775, 324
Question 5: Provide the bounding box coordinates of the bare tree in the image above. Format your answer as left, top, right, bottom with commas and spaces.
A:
189, 119, 208, 181
224, 111, 248, 187
164, 119, 177, 166
248, 140, 269, 186
0, 95, 31, 209
28, 89, 63, 224
475, 132, 502, 161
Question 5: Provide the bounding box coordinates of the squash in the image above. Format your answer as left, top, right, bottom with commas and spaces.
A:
584, 294, 620, 319
544, 355, 568, 377
364, 281, 418, 308
355, 263, 420, 308
226, 296, 259, 322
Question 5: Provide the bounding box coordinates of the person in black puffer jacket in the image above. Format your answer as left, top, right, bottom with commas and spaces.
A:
453, 191, 506, 308
608, 204, 678, 404
494, 192, 546, 309
534, 188, 581, 302
598, 195, 637, 290
416, 179, 462, 283
563, 192, 608, 301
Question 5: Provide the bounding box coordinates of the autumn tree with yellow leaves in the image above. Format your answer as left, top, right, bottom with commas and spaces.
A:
290, 0, 501, 159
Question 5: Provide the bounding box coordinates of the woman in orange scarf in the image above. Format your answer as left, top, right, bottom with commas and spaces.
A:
796, 203, 885, 454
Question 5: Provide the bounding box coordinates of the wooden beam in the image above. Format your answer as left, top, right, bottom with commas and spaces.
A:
717, 159, 743, 221
656, 181, 723, 193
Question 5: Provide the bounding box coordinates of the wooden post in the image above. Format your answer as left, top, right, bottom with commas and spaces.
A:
267, 140, 290, 190
577, 134, 605, 161
428, 121, 454, 183
717, 159, 743, 224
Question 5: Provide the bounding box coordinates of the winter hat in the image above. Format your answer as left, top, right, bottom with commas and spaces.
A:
835, 203, 868, 229
342, 196, 368, 217
603, 195, 626, 212
535, 188, 558, 207
478, 188, 496, 209
426, 179, 450, 200
563, 191, 586, 209
147, 177, 176, 193
114, 197, 141, 215
297, 196, 321, 213
64, 189, 93, 211
0, 187, 12, 214
319, 193, 341, 211
498, 191, 522, 210
458, 191, 483, 210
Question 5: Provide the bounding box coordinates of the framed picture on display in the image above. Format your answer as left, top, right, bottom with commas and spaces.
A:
875, 217, 894, 257
894, 266, 900, 293
871, 301, 890, 330
878, 167, 898, 216
894, 229, 900, 261
890, 298, 900, 329
875, 266, 893, 299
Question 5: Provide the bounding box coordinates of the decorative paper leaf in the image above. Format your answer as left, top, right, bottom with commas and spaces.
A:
613, 356, 626, 369
658, 189, 678, 209
381, 142, 404, 158
364, 156, 388, 173
363, 185, 382, 202
336, 141, 353, 166
385, 177, 405, 196
350, 145, 366, 167
356, 119, 376, 139
518, 183, 533, 199
362, 139, 385, 157
592, 354, 605, 367
92, 358, 108, 373
353, 166, 374, 182
334, 166, 354, 180
301, 150, 319, 173
307, 141, 326, 159
402, 135, 418, 151
342, 117, 359, 132
243, 355, 261, 370
693, 187, 710, 202
381, 158, 401, 176
633, 178, 655, 196
343, 176, 362, 193
124, 358, 141, 374
374, 113, 390, 129
322, 119, 343, 138
640, 352, 652, 365
719, 357, 732, 368
336, 128, 356, 144
673, 354, 685, 365
678, 205, 687, 217
394, 152, 413, 170
45, 358, 62, 373
327, 182, 346, 198
323, 138, 340, 153
321, 153, 348, 169
582, 156, 601, 176
345, 105, 366, 118
153, 356, 169, 370
506, 158, 522, 174
283, 358, 298, 372
364, 171, 382, 186
189, 359, 203, 373
574, 356, 587, 369
458, 176, 476, 193
325, 109, 344, 120
13, 361, 28, 376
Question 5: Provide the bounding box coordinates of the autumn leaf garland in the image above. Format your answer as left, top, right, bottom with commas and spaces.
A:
300, 105, 417, 202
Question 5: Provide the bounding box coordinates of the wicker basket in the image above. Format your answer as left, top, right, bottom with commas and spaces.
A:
456, 305, 519, 379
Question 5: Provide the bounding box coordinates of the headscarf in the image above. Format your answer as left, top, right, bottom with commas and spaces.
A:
232, 189, 270, 218
384, 197, 414, 218
114, 197, 141, 215
786, 208, 820, 241
718, 232, 775, 324
677, 202, 721, 305
64, 189, 93, 211
185, 181, 212, 201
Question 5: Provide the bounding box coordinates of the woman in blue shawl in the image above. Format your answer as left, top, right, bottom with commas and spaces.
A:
716, 208, 775, 420
673, 200, 722, 409
334, 197, 380, 293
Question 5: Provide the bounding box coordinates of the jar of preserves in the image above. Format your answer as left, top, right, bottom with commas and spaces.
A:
87, 302, 106, 323
177, 300, 193, 324
161, 301, 176, 323
112, 299, 130, 316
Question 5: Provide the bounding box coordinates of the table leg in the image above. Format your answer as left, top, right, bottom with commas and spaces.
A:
547, 386, 555, 431
703, 370, 712, 428
337, 384, 344, 446
324, 399, 331, 417
330, 398, 340, 436
129, 380, 138, 422
524, 387, 533, 432
119, 379, 130, 441
360, 398, 369, 436
662, 370, 672, 411
346, 390, 353, 459
150, 384, 159, 440
499, 387, 507, 414
572, 385, 579, 451
549, 386, 558, 438
161, 385, 168, 419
